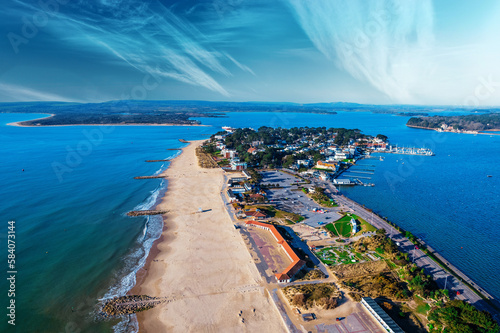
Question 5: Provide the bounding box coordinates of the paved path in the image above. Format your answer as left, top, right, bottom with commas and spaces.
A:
318, 180, 499, 318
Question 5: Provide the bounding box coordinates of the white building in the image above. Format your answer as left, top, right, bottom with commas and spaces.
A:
350, 218, 358, 234
361, 298, 404, 333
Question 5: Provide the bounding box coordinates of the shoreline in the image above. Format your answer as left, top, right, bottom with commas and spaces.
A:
406, 124, 500, 135
129, 140, 285, 332
7, 121, 208, 127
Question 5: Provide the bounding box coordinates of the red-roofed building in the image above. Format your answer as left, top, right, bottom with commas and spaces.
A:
244, 210, 267, 220
247, 147, 257, 155
245, 221, 305, 283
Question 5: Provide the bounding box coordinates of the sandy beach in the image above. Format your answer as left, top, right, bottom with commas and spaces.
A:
132, 140, 285, 332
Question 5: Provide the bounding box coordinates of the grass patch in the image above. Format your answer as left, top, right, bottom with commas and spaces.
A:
325, 223, 339, 236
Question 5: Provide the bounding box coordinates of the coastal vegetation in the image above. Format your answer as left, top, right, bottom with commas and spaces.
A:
428, 300, 499, 333
284, 283, 340, 310
242, 205, 304, 224
308, 186, 338, 207
407, 113, 500, 132
196, 146, 219, 168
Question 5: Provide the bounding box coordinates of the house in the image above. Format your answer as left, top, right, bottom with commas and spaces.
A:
244, 209, 267, 220
243, 182, 252, 192
251, 140, 264, 147
242, 170, 251, 179
216, 142, 226, 150
316, 161, 338, 171
227, 189, 238, 203
231, 160, 247, 171
296, 159, 312, 167
247, 147, 257, 155
221, 149, 237, 159
249, 193, 265, 201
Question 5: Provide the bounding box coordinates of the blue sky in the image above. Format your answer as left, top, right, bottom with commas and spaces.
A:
1, 0, 499, 106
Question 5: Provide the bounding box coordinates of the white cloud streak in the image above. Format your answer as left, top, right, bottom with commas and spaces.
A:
0, 83, 81, 102
11, 0, 255, 98
286, 0, 435, 103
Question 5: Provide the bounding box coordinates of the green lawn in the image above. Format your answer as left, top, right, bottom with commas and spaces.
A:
324, 223, 339, 236
336, 221, 352, 237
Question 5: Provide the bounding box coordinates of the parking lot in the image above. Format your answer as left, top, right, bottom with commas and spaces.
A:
261, 170, 342, 228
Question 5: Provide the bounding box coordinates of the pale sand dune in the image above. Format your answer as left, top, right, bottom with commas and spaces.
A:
134, 140, 286, 332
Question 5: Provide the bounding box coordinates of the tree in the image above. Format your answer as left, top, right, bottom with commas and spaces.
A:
292, 293, 306, 307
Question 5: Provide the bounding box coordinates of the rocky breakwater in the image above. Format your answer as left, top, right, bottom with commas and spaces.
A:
134, 175, 166, 179
101, 295, 165, 316
127, 210, 169, 217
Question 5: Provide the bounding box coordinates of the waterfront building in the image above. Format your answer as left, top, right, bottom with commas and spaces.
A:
361, 298, 404, 333
245, 221, 305, 283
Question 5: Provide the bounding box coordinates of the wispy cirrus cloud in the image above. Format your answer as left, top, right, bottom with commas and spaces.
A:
10, 0, 256, 98
286, 0, 435, 103
0, 83, 82, 102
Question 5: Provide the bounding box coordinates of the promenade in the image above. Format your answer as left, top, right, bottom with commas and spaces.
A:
319, 179, 499, 319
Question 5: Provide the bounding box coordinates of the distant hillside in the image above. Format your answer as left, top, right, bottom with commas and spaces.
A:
1, 100, 340, 126
407, 113, 500, 132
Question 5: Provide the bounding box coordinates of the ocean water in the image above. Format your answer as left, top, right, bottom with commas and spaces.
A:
0, 114, 213, 332
0, 110, 499, 332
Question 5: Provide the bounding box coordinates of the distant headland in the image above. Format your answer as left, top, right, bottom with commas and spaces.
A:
407, 113, 500, 134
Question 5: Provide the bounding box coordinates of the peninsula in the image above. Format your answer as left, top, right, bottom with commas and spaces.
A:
126, 129, 498, 333
407, 113, 500, 134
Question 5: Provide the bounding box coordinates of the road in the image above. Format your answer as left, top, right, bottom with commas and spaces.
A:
318, 179, 499, 318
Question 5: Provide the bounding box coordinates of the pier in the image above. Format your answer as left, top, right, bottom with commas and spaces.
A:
343, 175, 371, 180
346, 170, 374, 175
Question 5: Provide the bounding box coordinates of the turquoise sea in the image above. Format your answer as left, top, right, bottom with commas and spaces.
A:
0, 111, 499, 332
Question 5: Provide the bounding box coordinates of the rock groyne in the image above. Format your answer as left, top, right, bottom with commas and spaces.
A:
127, 210, 169, 217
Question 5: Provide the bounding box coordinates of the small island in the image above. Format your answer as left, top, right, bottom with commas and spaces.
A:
407, 113, 500, 134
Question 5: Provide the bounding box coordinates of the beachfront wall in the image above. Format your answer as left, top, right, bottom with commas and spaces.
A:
245, 221, 305, 283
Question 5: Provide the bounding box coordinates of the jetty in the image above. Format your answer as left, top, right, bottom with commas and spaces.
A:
166, 148, 182, 151
101, 295, 166, 316
145, 159, 172, 162
347, 170, 374, 175
127, 210, 169, 217
134, 175, 166, 179
178, 139, 189, 143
